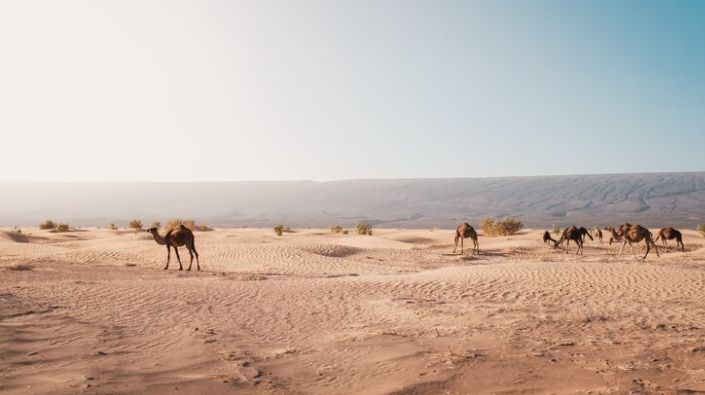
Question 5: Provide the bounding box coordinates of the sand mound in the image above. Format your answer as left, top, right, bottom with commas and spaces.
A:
299, 244, 363, 258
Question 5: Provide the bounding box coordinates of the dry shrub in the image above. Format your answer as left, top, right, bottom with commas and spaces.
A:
331, 224, 343, 234
54, 223, 70, 232
551, 224, 561, 235
698, 224, 705, 238
109, 223, 118, 230
39, 220, 56, 230
128, 219, 143, 230
342, 230, 349, 235
195, 224, 213, 232
165, 218, 196, 232
356, 223, 373, 236
274, 224, 285, 236
12, 226, 22, 234
151, 221, 161, 229
480, 216, 524, 236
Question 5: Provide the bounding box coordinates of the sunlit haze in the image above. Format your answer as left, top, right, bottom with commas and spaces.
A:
1, 0, 703, 181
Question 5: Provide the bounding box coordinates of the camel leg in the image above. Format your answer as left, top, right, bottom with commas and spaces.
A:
194, 246, 200, 271
619, 240, 627, 255
577, 239, 582, 255
474, 238, 479, 254
187, 248, 194, 271
164, 245, 171, 270
174, 247, 183, 270
678, 238, 685, 252
643, 240, 650, 259
652, 239, 660, 257
453, 235, 459, 253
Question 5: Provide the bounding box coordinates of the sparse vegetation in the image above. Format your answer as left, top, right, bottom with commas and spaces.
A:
165, 218, 196, 232
480, 216, 524, 236
54, 223, 70, 232
12, 226, 22, 234
342, 230, 349, 235
39, 220, 57, 230
331, 224, 344, 234
698, 224, 705, 238
551, 224, 561, 235
274, 224, 285, 236
128, 219, 143, 230
195, 224, 213, 231
151, 221, 161, 229
109, 223, 118, 230
356, 223, 373, 236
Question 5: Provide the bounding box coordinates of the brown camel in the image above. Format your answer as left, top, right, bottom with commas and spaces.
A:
453, 223, 479, 254
554, 226, 593, 255
654, 227, 684, 251
591, 227, 603, 243
543, 231, 556, 244
148, 225, 200, 271
617, 223, 659, 259
605, 226, 623, 245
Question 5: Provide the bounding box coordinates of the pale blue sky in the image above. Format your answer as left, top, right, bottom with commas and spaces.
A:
0, 0, 703, 181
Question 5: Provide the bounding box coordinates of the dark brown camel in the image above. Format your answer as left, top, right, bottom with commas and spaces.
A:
654, 227, 684, 251
453, 223, 479, 254
617, 223, 659, 259
148, 225, 200, 271
554, 225, 593, 255
543, 231, 556, 244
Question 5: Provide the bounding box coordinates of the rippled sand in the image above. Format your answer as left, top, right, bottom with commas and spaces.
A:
2, 227, 705, 394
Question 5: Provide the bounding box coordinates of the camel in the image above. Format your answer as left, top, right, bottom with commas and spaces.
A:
616, 223, 659, 259
591, 227, 603, 243
453, 223, 479, 254
654, 227, 684, 251
148, 225, 200, 271
554, 226, 593, 255
543, 231, 556, 244
605, 226, 623, 245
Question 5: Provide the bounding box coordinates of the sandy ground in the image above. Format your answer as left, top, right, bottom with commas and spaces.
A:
2, 226, 705, 394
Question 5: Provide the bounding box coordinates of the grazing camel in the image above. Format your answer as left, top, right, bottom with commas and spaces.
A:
554, 226, 593, 255
617, 223, 659, 259
654, 227, 685, 252
592, 227, 603, 243
148, 225, 200, 271
605, 226, 623, 245
543, 231, 556, 244
453, 223, 479, 254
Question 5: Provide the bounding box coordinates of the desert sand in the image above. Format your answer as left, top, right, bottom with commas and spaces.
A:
2, 226, 705, 394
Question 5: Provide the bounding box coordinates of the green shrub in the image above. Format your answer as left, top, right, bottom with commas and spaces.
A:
39, 220, 57, 230
551, 224, 561, 235
480, 216, 524, 236
273, 224, 285, 236
128, 219, 143, 230
54, 223, 70, 232
331, 224, 344, 234
698, 224, 705, 238
356, 223, 373, 236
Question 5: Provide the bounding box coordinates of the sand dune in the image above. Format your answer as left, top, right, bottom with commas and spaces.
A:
2, 227, 705, 394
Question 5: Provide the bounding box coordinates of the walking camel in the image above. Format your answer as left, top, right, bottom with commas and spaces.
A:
591, 227, 603, 243
148, 225, 201, 271
616, 223, 659, 259
543, 231, 556, 244
605, 226, 623, 245
453, 223, 479, 254
654, 227, 684, 252
554, 226, 593, 255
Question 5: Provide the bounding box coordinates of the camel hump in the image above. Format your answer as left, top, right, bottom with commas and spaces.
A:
179, 224, 189, 230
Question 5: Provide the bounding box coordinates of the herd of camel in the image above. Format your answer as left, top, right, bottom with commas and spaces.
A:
142, 221, 685, 272
453, 222, 685, 259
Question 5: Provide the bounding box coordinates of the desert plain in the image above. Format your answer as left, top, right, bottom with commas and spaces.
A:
2, 226, 705, 394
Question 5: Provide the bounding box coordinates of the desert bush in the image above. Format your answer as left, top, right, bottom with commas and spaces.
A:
109, 223, 118, 230
480, 216, 524, 236
195, 224, 213, 231
331, 224, 344, 234
54, 223, 70, 232
128, 219, 143, 230
356, 223, 373, 236
274, 224, 285, 236
165, 218, 196, 232
698, 224, 705, 238
551, 224, 561, 235
342, 230, 349, 235
39, 220, 57, 230
12, 226, 22, 234
151, 221, 161, 229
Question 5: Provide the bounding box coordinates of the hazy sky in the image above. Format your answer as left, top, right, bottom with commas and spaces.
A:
1, 0, 703, 181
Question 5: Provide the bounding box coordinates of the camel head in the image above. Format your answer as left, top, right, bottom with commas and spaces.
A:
579, 227, 594, 241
